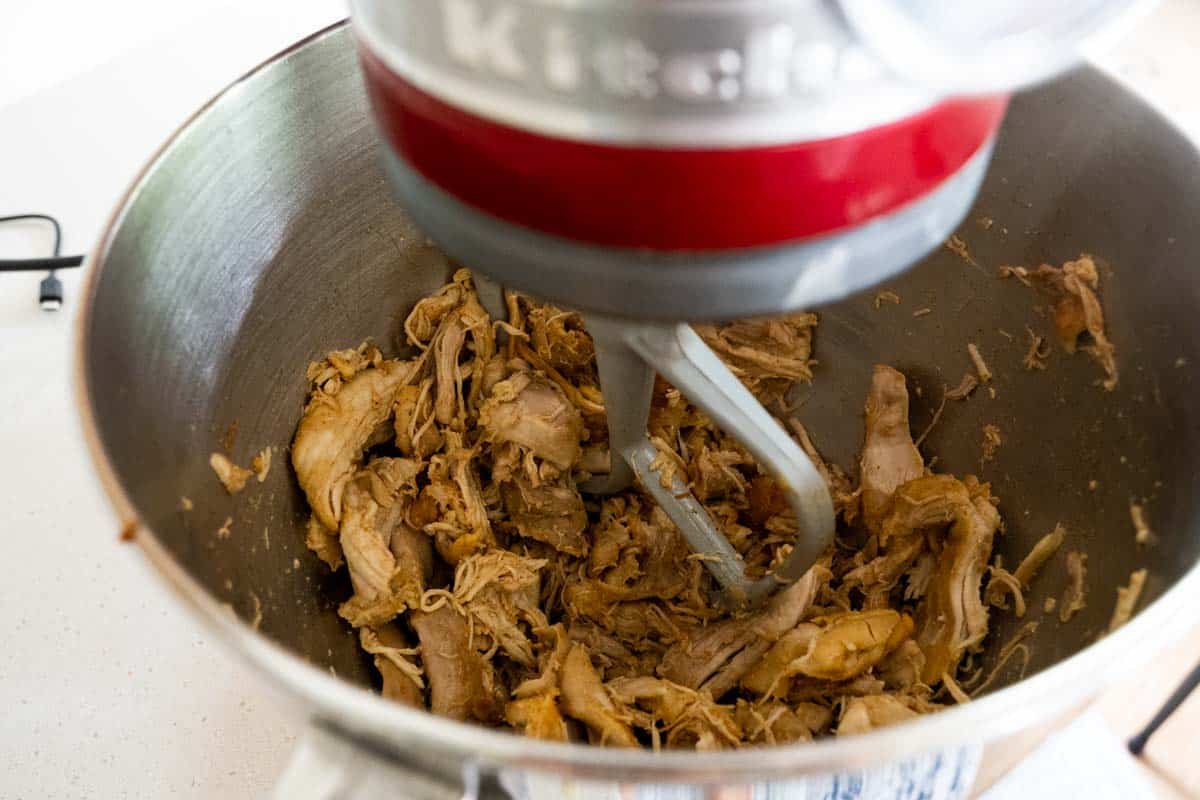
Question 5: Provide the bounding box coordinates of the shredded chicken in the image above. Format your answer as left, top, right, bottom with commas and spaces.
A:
607, 676, 742, 750
560, 644, 639, 747
913, 476, 1000, 683
251, 447, 272, 482
479, 370, 583, 471
836, 695, 921, 736
305, 515, 343, 570
983, 565, 1025, 617
336, 457, 424, 627
985, 525, 1065, 616
419, 433, 498, 565
967, 343, 993, 383
998, 266, 1030, 286
694, 314, 817, 405
284, 272, 1061, 749
210, 452, 253, 494
735, 699, 826, 744
967, 620, 1038, 698
292, 358, 412, 529
522, 303, 595, 376
873, 291, 901, 309
742, 610, 912, 696
1014, 525, 1066, 587
859, 366, 924, 534
981, 424, 1002, 464
945, 235, 978, 267
945, 373, 978, 401
501, 476, 588, 556
1130, 503, 1154, 546
1002, 255, 1117, 389
425, 549, 548, 667
1022, 327, 1049, 371
411, 604, 500, 723
506, 625, 571, 741
1108, 568, 1148, 632
1060, 551, 1088, 623
659, 567, 824, 699
361, 624, 424, 706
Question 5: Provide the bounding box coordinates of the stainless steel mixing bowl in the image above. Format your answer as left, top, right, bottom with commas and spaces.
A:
77, 21, 1200, 798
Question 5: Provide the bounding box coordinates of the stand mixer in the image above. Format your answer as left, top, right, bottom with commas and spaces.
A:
349, 0, 1146, 609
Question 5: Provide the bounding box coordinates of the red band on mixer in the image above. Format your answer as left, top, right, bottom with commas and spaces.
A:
360, 49, 1008, 251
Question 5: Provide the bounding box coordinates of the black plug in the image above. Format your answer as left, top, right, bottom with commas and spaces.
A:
39, 272, 63, 311
0, 214, 82, 309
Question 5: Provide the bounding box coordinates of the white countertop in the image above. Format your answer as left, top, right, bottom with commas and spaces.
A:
0, 3, 343, 798
1, 2, 1198, 798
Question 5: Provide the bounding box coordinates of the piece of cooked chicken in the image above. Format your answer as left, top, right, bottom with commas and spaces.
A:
411, 604, 500, 723
606, 676, 742, 750
393, 383, 442, 459
523, 302, 596, 377
915, 477, 1000, 683
210, 452, 253, 494
735, 699, 833, 745
418, 432, 496, 565
292, 358, 411, 530
1031, 255, 1118, 390
305, 342, 384, 395
877, 639, 927, 691
336, 457, 423, 628
658, 566, 825, 699
742, 609, 913, 697
877, 475, 972, 545
505, 692, 569, 743
567, 622, 662, 680
360, 623, 423, 707
563, 587, 685, 656
586, 495, 694, 602
505, 625, 573, 742
840, 535, 926, 608
860, 365, 925, 534
304, 514, 343, 570
839, 474, 975, 612
389, 521, 433, 594
694, 314, 817, 404
560, 644, 639, 747
836, 695, 921, 736
479, 370, 584, 472
501, 476, 588, 556
442, 549, 548, 668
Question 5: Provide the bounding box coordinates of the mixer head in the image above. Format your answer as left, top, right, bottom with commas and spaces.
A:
351, 0, 1146, 319
348, 0, 1149, 605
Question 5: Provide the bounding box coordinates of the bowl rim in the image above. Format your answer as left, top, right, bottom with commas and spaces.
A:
74, 19, 1200, 784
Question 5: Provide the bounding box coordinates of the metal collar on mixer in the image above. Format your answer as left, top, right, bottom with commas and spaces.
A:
380, 144, 994, 322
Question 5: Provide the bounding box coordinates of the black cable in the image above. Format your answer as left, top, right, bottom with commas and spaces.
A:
0, 213, 84, 310
0, 213, 64, 256
1128, 658, 1200, 755
0, 255, 84, 272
